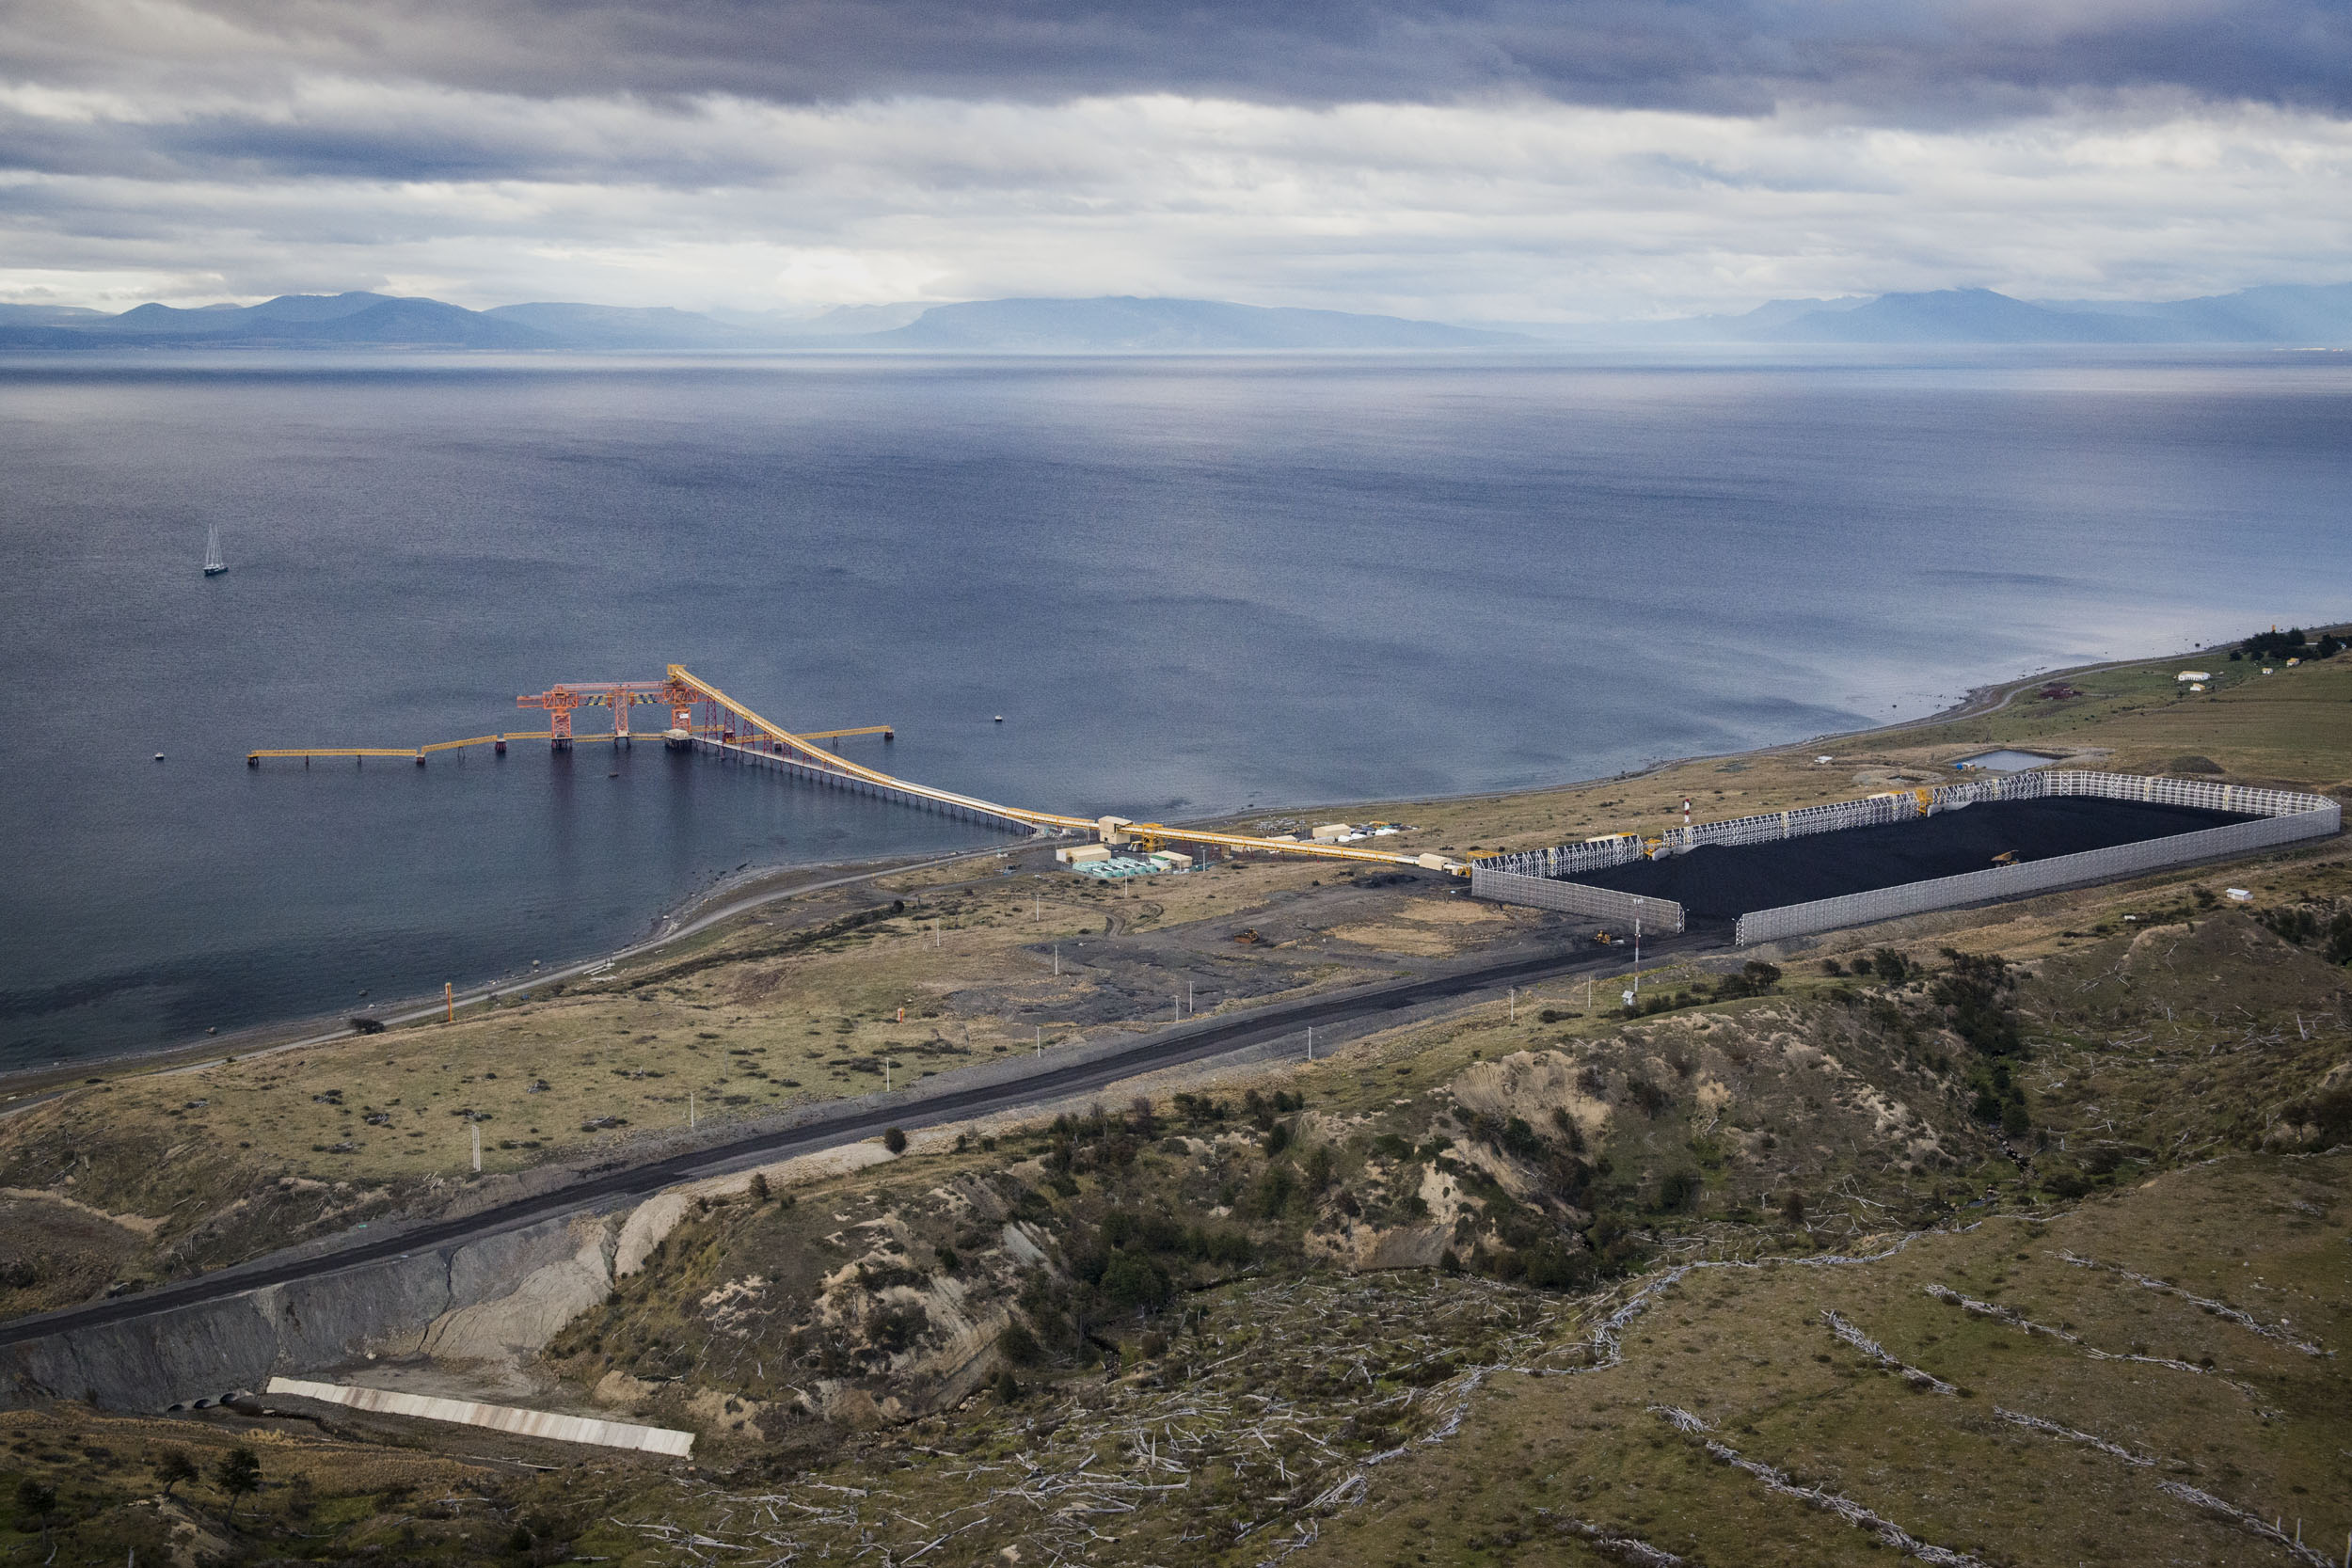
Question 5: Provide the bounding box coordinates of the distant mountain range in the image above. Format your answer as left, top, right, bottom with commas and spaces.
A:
1556, 282, 2352, 346
4, 283, 2349, 352
0, 293, 1520, 353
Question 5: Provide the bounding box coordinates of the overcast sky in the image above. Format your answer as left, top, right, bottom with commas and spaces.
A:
4, 0, 2349, 318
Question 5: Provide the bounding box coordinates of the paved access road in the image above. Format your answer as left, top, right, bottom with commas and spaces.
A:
0, 930, 1711, 1350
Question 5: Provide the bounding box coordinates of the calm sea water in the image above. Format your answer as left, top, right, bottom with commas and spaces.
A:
2, 349, 2345, 1068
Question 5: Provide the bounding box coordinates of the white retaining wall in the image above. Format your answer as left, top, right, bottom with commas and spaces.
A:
265, 1377, 695, 1455
1732, 799, 2337, 944
1470, 770, 2337, 944
1466, 867, 1685, 932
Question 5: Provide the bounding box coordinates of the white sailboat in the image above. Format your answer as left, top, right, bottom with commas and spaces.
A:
202, 524, 227, 577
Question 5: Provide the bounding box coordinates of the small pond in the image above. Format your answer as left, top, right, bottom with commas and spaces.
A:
1956, 750, 2061, 772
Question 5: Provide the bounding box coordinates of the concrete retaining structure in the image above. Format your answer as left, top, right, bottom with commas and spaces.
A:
1733, 798, 2338, 944
266, 1376, 693, 1455
0, 1212, 612, 1414
1470, 770, 2338, 947
1466, 866, 1685, 932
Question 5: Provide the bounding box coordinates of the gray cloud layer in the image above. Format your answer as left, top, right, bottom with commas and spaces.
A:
11, 0, 2352, 120
3, 0, 2347, 314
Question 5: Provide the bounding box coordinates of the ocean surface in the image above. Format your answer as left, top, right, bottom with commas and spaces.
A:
2, 348, 2345, 1069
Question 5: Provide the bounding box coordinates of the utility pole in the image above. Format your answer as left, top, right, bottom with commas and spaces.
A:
1509, 987, 1516, 1022
445, 981, 453, 1023
1307, 1026, 1314, 1061
1036, 1026, 1041, 1058
1634, 918, 1642, 990
690, 1088, 696, 1130
1053, 944, 1059, 976
469, 1121, 481, 1173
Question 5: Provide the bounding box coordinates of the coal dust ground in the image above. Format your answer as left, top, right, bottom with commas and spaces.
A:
1575, 797, 2251, 922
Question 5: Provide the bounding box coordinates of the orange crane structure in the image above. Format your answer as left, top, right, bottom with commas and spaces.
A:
248, 664, 1461, 874
515, 679, 677, 748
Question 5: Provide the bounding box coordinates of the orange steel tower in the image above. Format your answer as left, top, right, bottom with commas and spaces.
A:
516, 681, 674, 749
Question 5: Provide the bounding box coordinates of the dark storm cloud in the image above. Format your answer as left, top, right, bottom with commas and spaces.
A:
10, 0, 2352, 120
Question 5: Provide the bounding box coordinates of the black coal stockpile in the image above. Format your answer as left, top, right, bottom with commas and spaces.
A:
1577, 798, 2251, 922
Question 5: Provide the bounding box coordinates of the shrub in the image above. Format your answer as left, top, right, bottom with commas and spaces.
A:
1520, 1242, 1596, 1291
2239, 626, 2309, 662
1656, 1169, 1702, 1212
1549, 1106, 1585, 1153
997, 1320, 1043, 1365
1186, 1226, 1254, 1265
2043, 1168, 2092, 1200
1100, 1250, 1172, 1311
1251, 1164, 1297, 1218
882, 1126, 908, 1154
1625, 1074, 1672, 1117
1136, 1212, 1187, 1251
1935, 950, 2022, 1056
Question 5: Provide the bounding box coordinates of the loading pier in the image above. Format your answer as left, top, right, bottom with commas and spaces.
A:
248, 664, 1464, 874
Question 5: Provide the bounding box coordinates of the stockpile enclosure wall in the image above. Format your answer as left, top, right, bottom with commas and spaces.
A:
1470, 771, 2337, 943
1732, 780, 2337, 944
1464, 866, 1685, 931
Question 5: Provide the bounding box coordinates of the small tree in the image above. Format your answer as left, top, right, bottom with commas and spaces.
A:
215, 1446, 262, 1526
156, 1449, 199, 1499
13, 1477, 57, 1541
882, 1126, 908, 1154
747, 1171, 771, 1201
